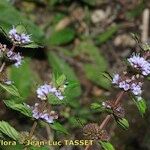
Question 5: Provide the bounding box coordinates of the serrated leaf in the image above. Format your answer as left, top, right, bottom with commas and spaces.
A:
99, 141, 115, 150
0, 0, 45, 43
48, 51, 81, 99
49, 27, 75, 45
116, 118, 129, 130
84, 65, 111, 89
50, 122, 69, 135
0, 83, 20, 97
132, 97, 147, 117
4, 100, 32, 117
0, 121, 19, 140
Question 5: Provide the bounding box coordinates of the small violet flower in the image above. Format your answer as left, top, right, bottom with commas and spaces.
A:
31, 103, 58, 124
9, 26, 31, 45
37, 84, 64, 100
112, 74, 143, 96
128, 54, 150, 76
112, 74, 120, 84
6, 51, 22, 67
130, 83, 142, 96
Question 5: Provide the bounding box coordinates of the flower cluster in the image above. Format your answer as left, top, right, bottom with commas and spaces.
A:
128, 54, 150, 76
30, 103, 58, 124
36, 84, 64, 100
6, 51, 22, 67
9, 26, 31, 45
83, 123, 109, 141
0, 43, 23, 67
102, 100, 125, 118
112, 74, 143, 96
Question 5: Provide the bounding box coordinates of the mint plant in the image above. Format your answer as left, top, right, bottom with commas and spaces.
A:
84, 36, 150, 150
0, 24, 150, 150
0, 25, 72, 149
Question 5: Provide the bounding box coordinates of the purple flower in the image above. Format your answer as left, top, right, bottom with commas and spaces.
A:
36, 84, 64, 100
112, 74, 143, 96
112, 74, 120, 84
9, 26, 31, 45
119, 81, 130, 91
6, 51, 22, 67
31, 103, 58, 124
130, 83, 142, 96
128, 54, 150, 76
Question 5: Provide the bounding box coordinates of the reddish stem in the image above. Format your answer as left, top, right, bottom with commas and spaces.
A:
84, 91, 125, 150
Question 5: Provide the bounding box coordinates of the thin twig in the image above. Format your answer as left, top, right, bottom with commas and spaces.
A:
0, 62, 6, 73
99, 115, 112, 130
11, 44, 16, 51
28, 121, 37, 139
85, 144, 91, 150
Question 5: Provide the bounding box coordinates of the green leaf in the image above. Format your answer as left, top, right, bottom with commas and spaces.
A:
48, 51, 81, 99
0, 121, 19, 140
69, 117, 87, 127
49, 27, 75, 45
9, 59, 33, 100
56, 74, 66, 87
47, 94, 66, 105
4, 100, 32, 118
16, 24, 27, 34
0, 83, 20, 97
84, 65, 111, 89
132, 96, 147, 117
74, 41, 111, 89
0, 0, 45, 43
99, 141, 115, 150
50, 122, 69, 135
91, 102, 102, 110
22, 42, 41, 48
1, 144, 24, 150
116, 118, 129, 130
96, 25, 119, 45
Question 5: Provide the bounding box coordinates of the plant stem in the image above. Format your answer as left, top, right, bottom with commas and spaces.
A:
99, 115, 112, 130
85, 144, 91, 150
0, 62, 6, 73
84, 91, 125, 150
11, 44, 16, 51
100, 91, 125, 130
115, 91, 125, 106
0, 44, 16, 73
28, 121, 37, 139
